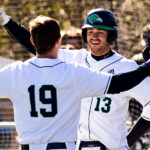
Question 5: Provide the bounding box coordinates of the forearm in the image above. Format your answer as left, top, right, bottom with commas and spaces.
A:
4, 18, 36, 55
142, 37, 150, 61
127, 117, 150, 147
107, 63, 150, 94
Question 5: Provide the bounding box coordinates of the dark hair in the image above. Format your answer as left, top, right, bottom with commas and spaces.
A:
29, 15, 61, 54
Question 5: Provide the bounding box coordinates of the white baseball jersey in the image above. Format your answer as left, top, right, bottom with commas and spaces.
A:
0, 56, 112, 145
58, 49, 150, 149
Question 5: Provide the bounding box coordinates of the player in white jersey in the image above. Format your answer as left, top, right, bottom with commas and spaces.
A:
1, 8, 150, 150
0, 15, 116, 150
76, 9, 150, 150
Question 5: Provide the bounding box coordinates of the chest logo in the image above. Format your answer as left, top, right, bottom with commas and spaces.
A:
107, 69, 115, 74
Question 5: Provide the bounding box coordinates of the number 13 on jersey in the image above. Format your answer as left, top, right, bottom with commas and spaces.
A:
95, 97, 112, 113
28, 85, 57, 117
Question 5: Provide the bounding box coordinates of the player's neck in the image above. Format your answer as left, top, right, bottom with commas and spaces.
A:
37, 48, 59, 59
91, 49, 114, 61
37, 38, 61, 59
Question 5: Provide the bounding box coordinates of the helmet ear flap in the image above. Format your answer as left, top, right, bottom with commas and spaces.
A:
82, 29, 87, 43
107, 30, 118, 45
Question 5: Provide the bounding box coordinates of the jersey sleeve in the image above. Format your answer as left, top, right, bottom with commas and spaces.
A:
4, 18, 36, 55
126, 77, 150, 106
73, 64, 112, 98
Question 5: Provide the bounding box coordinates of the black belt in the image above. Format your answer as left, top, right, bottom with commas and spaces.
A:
21, 143, 66, 150
79, 141, 106, 150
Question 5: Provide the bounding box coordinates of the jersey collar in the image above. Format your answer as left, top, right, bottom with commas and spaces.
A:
91, 49, 115, 61
27, 57, 65, 68
87, 50, 123, 70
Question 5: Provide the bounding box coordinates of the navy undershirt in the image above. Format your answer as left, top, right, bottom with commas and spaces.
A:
91, 49, 114, 61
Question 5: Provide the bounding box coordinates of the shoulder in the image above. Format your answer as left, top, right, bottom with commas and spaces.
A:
113, 52, 139, 70
58, 48, 88, 63
58, 48, 87, 57
1, 60, 23, 70
0, 60, 23, 76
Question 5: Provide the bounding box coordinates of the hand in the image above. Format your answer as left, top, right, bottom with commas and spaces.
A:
142, 46, 150, 61
146, 37, 150, 47
146, 58, 150, 66
0, 8, 10, 25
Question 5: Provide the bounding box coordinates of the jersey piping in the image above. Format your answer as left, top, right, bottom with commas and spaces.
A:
29, 61, 65, 68
88, 97, 94, 140
104, 76, 112, 94
144, 101, 150, 107
142, 116, 150, 120
85, 53, 90, 68
99, 57, 123, 71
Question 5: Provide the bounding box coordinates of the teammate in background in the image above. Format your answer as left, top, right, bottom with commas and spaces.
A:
127, 25, 150, 149
1, 8, 150, 150
61, 34, 82, 50
131, 25, 150, 63
61, 28, 83, 50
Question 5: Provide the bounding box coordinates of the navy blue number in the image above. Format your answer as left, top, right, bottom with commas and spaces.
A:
95, 97, 112, 113
28, 85, 57, 117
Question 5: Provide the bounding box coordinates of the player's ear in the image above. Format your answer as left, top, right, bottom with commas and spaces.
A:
30, 37, 34, 46
55, 37, 61, 48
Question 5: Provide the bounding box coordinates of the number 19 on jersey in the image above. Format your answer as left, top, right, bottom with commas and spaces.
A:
28, 85, 57, 117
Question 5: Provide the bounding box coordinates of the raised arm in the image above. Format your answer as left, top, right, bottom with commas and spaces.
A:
0, 8, 36, 55
107, 62, 150, 94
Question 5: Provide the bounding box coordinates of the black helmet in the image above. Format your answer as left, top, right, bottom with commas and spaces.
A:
82, 8, 118, 44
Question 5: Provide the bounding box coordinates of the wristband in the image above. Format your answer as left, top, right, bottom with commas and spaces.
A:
0, 8, 10, 25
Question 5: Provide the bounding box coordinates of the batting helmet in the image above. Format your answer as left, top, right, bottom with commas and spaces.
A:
82, 8, 118, 44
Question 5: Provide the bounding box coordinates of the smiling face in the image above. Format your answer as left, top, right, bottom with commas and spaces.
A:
87, 28, 111, 56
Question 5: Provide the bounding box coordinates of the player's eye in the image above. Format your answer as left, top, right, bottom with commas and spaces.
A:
87, 31, 93, 35
98, 32, 104, 35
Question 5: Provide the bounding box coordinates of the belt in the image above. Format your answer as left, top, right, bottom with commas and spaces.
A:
79, 141, 106, 150
21, 143, 66, 150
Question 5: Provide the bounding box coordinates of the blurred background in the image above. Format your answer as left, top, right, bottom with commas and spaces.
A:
0, 0, 150, 150
0, 0, 150, 60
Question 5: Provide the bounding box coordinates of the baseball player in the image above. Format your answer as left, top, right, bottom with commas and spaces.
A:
1, 8, 150, 150
127, 24, 150, 149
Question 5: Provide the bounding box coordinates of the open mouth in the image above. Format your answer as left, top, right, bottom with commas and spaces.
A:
91, 41, 100, 45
